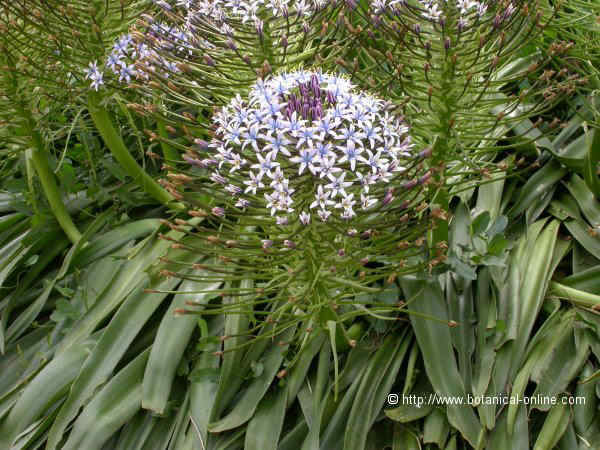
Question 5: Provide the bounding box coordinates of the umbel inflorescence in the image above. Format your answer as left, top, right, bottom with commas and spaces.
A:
191, 70, 425, 225
84, 0, 340, 102
158, 70, 440, 329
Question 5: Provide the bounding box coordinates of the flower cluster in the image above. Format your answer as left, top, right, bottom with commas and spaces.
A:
418, 0, 488, 22
185, 70, 428, 225
85, 19, 201, 90
171, 0, 332, 25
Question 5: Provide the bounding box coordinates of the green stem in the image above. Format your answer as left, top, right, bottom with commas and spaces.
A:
2, 53, 82, 244
87, 92, 183, 210
549, 281, 600, 308
29, 144, 82, 244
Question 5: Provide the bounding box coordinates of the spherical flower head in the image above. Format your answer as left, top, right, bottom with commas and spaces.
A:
194, 69, 427, 227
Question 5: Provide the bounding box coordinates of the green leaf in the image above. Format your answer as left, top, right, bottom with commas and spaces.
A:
400, 277, 483, 448
508, 160, 567, 218
45, 270, 185, 450
423, 408, 450, 447
533, 402, 570, 450
564, 220, 600, 260
0, 335, 99, 448
583, 127, 600, 197
142, 276, 221, 414
244, 387, 288, 450
61, 350, 150, 450
386, 403, 433, 423
471, 211, 490, 236
250, 360, 265, 378
565, 174, 600, 226
208, 325, 295, 432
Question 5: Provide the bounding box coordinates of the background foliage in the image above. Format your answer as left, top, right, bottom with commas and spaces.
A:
1, 0, 600, 449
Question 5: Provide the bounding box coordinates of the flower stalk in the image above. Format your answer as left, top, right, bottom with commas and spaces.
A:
87, 91, 184, 210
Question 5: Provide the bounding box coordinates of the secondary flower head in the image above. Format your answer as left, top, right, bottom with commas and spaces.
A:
86, 0, 335, 90
192, 70, 427, 226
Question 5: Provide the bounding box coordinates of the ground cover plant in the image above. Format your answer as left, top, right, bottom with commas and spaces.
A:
1, 0, 600, 449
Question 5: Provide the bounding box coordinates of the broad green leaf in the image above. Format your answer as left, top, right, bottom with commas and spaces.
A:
0, 335, 98, 448
508, 160, 567, 218
209, 325, 295, 432
423, 408, 449, 447
509, 220, 560, 375
532, 402, 570, 450
61, 350, 150, 450
583, 127, 600, 197
45, 269, 185, 450
210, 279, 253, 420
142, 276, 221, 414
244, 387, 287, 450
400, 276, 483, 448
114, 411, 157, 450
565, 174, 600, 226
392, 424, 420, 450
574, 363, 599, 436
564, 219, 600, 260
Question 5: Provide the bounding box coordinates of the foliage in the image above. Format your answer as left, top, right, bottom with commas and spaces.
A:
1, 1, 600, 450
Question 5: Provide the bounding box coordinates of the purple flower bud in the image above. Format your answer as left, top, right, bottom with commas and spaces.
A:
256, 19, 264, 37
338, 249, 345, 257
313, 104, 323, 119
276, 216, 289, 225
418, 147, 432, 158
402, 179, 418, 190
347, 228, 358, 237
283, 240, 296, 249
493, 15, 501, 29
360, 257, 369, 266
281, 36, 288, 48
444, 37, 451, 51
326, 90, 337, 105
203, 55, 215, 67
225, 184, 242, 196
302, 104, 310, 119
227, 39, 237, 51
155, 0, 171, 11
418, 171, 432, 185
183, 155, 203, 166
361, 230, 372, 240
262, 239, 273, 249
212, 207, 225, 217
210, 172, 227, 185
202, 158, 218, 167
383, 189, 394, 205
194, 138, 209, 149
413, 23, 421, 35
303, 21, 309, 34
235, 198, 249, 209
345, 0, 357, 10
311, 74, 320, 96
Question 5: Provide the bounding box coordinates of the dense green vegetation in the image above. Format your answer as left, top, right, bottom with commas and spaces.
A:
1, 0, 600, 449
